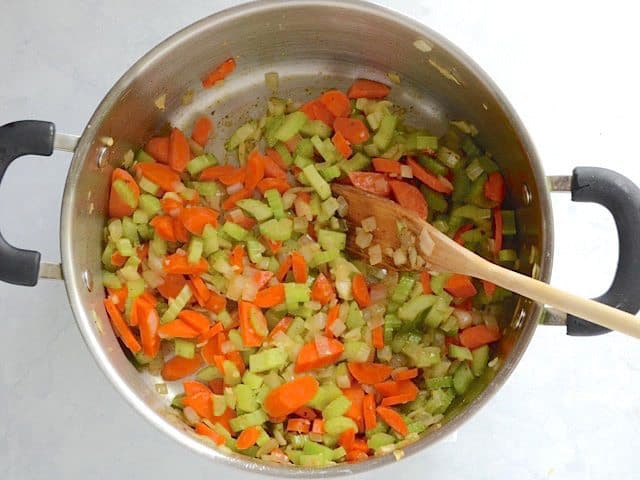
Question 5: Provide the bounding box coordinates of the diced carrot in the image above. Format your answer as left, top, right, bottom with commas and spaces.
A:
293, 406, 317, 420
493, 207, 503, 256
145, 136, 169, 164
161, 355, 202, 381
107, 285, 128, 312
391, 368, 418, 381
136, 298, 160, 357
351, 274, 371, 308
211, 407, 236, 433
253, 270, 274, 290
150, 215, 177, 242
363, 394, 377, 432
236, 426, 261, 449
299, 100, 317, 120
158, 319, 200, 339
201, 335, 223, 364
245, 150, 266, 192
420, 271, 432, 294
333, 117, 369, 144
199, 164, 236, 181
191, 116, 213, 147
347, 79, 390, 99
372, 157, 402, 175
346, 450, 369, 462
225, 210, 256, 229
163, 252, 208, 275
459, 324, 501, 349
290, 251, 308, 283
103, 298, 141, 354
205, 291, 227, 314
407, 158, 453, 194
183, 380, 212, 397
257, 177, 290, 194
332, 131, 352, 158
226, 350, 246, 376
168, 127, 190, 173
160, 196, 183, 215
372, 325, 384, 349
157, 274, 187, 300
482, 279, 497, 297
254, 284, 285, 308
110, 251, 126, 267
188, 276, 211, 306
275, 255, 292, 282
376, 406, 408, 436
238, 301, 265, 347
311, 101, 336, 127
453, 224, 474, 245
324, 304, 341, 338
195, 422, 225, 445
380, 392, 417, 406
109, 168, 140, 218
484, 171, 505, 204
268, 316, 293, 340
347, 171, 390, 197
287, 418, 311, 433
202, 58, 236, 88
350, 439, 369, 453
197, 322, 224, 344
374, 380, 419, 399
342, 386, 365, 431
338, 428, 356, 450
135, 162, 181, 192
229, 244, 245, 274
178, 310, 210, 334
183, 390, 214, 421
311, 273, 335, 305
222, 188, 251, 210
311, 419, 324, 434
388, 180, 428, 219
320, 90, 351, 117
137, 243, 149, 262
263, 376, 319, 418
173, 216, 190, 243
294, 338, 344, 373
347, 362, 392, 384
263, 149, 288, 178
208, 378, 225, 395
444, 273, 477, 298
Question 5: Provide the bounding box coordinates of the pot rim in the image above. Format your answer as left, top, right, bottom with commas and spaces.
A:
60, 0, 554, 475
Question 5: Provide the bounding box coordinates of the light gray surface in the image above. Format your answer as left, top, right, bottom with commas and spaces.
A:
1, 0, 639, 478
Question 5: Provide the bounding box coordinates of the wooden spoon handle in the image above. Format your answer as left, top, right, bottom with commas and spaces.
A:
476, 261, 640, 338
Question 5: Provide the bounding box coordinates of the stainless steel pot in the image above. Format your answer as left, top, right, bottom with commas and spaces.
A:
2, 0, 640, 475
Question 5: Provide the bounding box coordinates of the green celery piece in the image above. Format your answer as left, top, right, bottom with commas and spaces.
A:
426, 375, 453, 389
299, 454, 328, 467
416, 135, 438, 150
134, 149, 154, 164
223, 359, 242, 386
471, 345, 490, 377
234, 384, 258, 412
267, 97, 287, 116
212, 394, 227, 417
121, 217, 139, 245
478, 155, 499, 173
160, 284, 192, 323
196, 365, 221, 382
452, 169, 472, 203
102, 242, 117, 271
420, 185, 448, 214
138, 194, 162, 217
202, 224, 219, 256
264, 115, 285, 147
453, 362, 474, 394
501, 210, 517, 235
324, 416, 358, 436
116, 238, 134, 256
343, 340, 370, 362
311, 136, 340, 163
186, 153, 217, 176
461, 135, 481, 158
424, 389, 455, 414
346, 301, 364, 329
112, 179, 138, 209
264, 189, 285, 219
368, 432, 396, 450
308, 383, 343, 410
403, 344, 441, 367
229, 409, 268, 432
295, 138, 314, 159
246, 239, 266, 264
430, 273, 449, 295
467, 173, 496, 208
242, 370, 264, 389
259, 218, 293, 241
451, 204, 491, 222
317, 229, 346, 251
101, 271, 122, 289
187, 237, 203, 264
284, 283, 310, 304
390, 273, 416, 305
174, 339, 196, 359
397, 294, 437, 322
424, 297, 454, 328
318, 164, 342, 182
301, 119, 332, 139
275, 112, 308, 142
498, 249, 518, 262
222, 222, 249, 241
293, 155, 313, 169
249, 348, 287, 373
417, 154, 448, 176
338, 152, 371, 173
171, 394, 185, 410
311, 250, 339, 267
373, 114, 397, 151
132, 209, 149, 225
448, 344, 473, 361
226, 121, 257, 151
138, 176, 159, 195
302, 164, 331, 200
322, 395, 352, 419
237, 199, 273, 221
275, 143, 293, 166
302, 441, 334, 463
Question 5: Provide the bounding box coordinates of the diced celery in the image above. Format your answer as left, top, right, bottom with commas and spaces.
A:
295, 138, 314, 159
293, 155, 313, 169
196, 365, 221, 382
302, 164, 331, 200
201, 224, 219, 256
224, 386, 237, 410
112, 179, 138, 209
322, 395, 351, 419
453, 362, 474, 394
134, 149, 154, 164
212, 394, 227, 417
425, 388, 455, 414
420, 185, 448, 214
174, 339, 196, 359
461, 135, 481, 158
237, 199, 273, 222
368, 432, 396, 450
246, 239, 265, 264
448, 344, 473, 361
318, 164, 342, 182
273, 142, 293, 166
308, 383, 343, 410
430, 273, 449, 296
416, 135, 438, 150
259, 218, 293, 241
249, 348, 287, 373
397, 294, 437, 321
426, 376, 453, 389
302, 441, 334, 463
192, 181, 220, 198
471, 345, 490, 377
171, 394, 185, 410
299, 453, 327, 467
301, 119, 332, 139
160, 284, 192, 323
317, 229, 346, 251
138, 194, 162, 217
242, 370, 264, 389
234, 384, 258, 412
311, 249, 340, 267
187, 153, 217, 176
267, 97, 287, 116
122, 217, 139, 244
275, 112, 307, 142
403, 344, 441, 367
498, 249, 518, 262
390, 273, 416, 305
226, 121, 257, 150
373, 114, 397, 151
222, 222, 249, 241
452, 169, 471, 203
418, 154, 448, 176
311, 136, 340, 163
102, 271, 122, 289
139, 176, 160, 195
264, 189, 285, 219
452, 204, 491, 222
187, 237, 203, 264
223, 360, 242, 386
346, 301, 364, 329
332, 446, 347, 461
324, 416, 358, 436
321, 197, 340, 218
343, 341, 371, 362
424, 297, 454, 328
229, 409, 268, 432
338, 152, 371, 173
132, 209, 149, 225
501, 210, 517, 236
284, 283, 310, 304
116, 238, 134, 256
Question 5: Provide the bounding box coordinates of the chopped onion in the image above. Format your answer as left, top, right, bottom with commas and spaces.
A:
361, 216, 377, 232
241, 277, 258, 301
453, 308, 473, 329
226, 274, 245, 301
336, 196, 349, 217
142, 269, 164, 289
419, 226, 435, 257
377, 346, 392, 361
308, 312, 327, 331
315, 335, 333, 357
329, 318, 346, 337
154, 93, 166, 111
183, 406, 200, 425
221, 341, 237, 354
294, 196, 313, 221
355, 228, 373, 249
336, 374, 351, 389
227, 208, 244, 222
369, 282, 387, 303
368, 244, 382, 266
227, 182, 244, 195
148, 250, 164, 272
343, 328, 362, 341
393, 248, 407, 266
400, 164, 413, 178
408, 246, 418, 268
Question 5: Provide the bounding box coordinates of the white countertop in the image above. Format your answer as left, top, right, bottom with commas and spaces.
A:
2, 1, 639, 478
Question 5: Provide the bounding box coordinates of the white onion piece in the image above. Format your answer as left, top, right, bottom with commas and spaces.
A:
453, 308, 473, 329
369, 283, 387, 303
221, 341, 237, 354
315, 335, 333, 357
183, 406, 200, 425
336, 374, 351, 389
142, 269, 164, 288
329, 318, 346, 337
227, 182, 244, 195
226, 275, 245, 301
241, 278, 258, 301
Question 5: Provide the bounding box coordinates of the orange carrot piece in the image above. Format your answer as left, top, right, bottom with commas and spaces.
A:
107, 285, 128, 311
195, 422, 225, 445
372, 325, 384, 349
346, 450, 369, 462
374, 380, 419, 398
484, 171, 505, 204
342, 386, 365, 431
198, 322, 224, 344
226, 350, 246, 376
333, 117, 369, 144
482, 279, 497, 297
183, 380, 211, 397
264, 238, 283, 254
376, 406, 408, 436
372, 157, 402, 175
191, 116, 213, 147
347, 79, 390, 99
444, 274, 477, 298
363, 394, 377, 432
211, 407, 236, 433
263, 376, 319, 417
347, 171, 391, 197
287, 418, 311, 433
459, 324, 501, 349
453, 224, 474, 245
199, 164, 236, 181
135, 162, 181, 192
380, 392, 417, 406
263, 149, 288, 178
157, 274, 187, 300
236, 426, 260, 450
110, 251, 127, 267
407, 158, 453, 194
294, 338, 344, 373
160, 196, 183, 215
238, 301, 266, 347
253, 270, 274, 290
103, 298, 141, 354
183, 390, 214, 421
158, 319, 200, 339
179, 206, 219, 235
202, 58, 236, 88
205, 291, 227, 314
320, 90, 351, 117
150, 215, 177, 242
136, 243, 149, 262
493, 207, 503, 256
388, 180, 428, 219
225, 210, 256, 229
136, 298, 160, 357
391, 368, 418, 381
311, 273, 335, 305
163, 252, 208, 275
311, 101, 336, 127
178, 310, 210, 334
109, 168, 140, 218
222, 188, 250, 210
229, 244, 245, 274
351, 274, 371, 308
290, 251, 308, 283
275, 255, 292, 282
293, 406, 317, 420
332, 131, 352, 158
168, 127, 190, 173
145, 136, 169, 164
254, 284, 285, 308
188, 276, 212, 306
173, 216, 190, 243
347, 362, 392, 384
338, 428, 356, 450
218, 168, 246, 186
311, 419, 324, 434
208, 378, 225, 395
324, 304, 341, 338
161, 355, 202, 381
245, 150, 266, 192
257, 177, 290, 194
268, 316, 293, 340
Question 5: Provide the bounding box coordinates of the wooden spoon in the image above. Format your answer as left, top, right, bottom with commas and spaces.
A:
333, 184, 640, 339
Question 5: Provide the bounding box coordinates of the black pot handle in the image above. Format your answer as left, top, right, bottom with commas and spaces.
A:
565, 167, 640, 335
0, 120, 55, 286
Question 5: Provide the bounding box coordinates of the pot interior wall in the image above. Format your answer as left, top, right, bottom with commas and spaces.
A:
62, 0, 550, 473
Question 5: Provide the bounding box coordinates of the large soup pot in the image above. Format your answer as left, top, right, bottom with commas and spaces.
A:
2, 0, 640, 475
